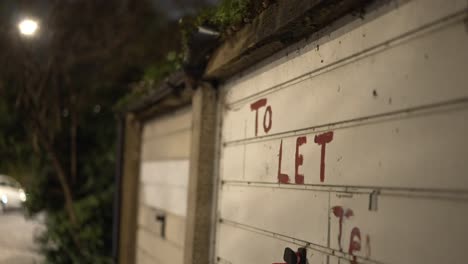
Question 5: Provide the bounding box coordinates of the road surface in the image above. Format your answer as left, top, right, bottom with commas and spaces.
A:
0, 210, 44, 264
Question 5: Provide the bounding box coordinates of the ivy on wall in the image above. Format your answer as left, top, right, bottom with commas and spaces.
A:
117, 0, 279, 110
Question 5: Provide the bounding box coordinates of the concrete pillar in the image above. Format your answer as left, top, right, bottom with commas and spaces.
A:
118, 113, 141, 264
184, 83, 217, 264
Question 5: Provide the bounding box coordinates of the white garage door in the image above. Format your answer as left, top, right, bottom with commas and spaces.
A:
136, 107, 192, 264
215, 0, 468, 263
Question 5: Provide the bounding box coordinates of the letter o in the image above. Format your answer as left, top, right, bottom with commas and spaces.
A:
263, 105, 272, 133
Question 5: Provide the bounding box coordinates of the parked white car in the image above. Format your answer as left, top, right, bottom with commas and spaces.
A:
0, 175, 26, 212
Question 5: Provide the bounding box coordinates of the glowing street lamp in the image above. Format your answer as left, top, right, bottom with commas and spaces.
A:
18, 19, 38, 36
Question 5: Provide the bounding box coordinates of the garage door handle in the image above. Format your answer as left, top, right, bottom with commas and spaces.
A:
155, 214, 166, 238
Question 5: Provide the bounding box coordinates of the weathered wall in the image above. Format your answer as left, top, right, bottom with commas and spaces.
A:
214, 0, 468, 263
136, 107, 192, 264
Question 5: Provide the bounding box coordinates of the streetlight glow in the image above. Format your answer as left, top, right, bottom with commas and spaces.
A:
18, 19, 38, 36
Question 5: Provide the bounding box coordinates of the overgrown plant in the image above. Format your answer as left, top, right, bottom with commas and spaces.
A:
117, 0, 257, 109
0, 0, 182, 263
206, 0, 251, 30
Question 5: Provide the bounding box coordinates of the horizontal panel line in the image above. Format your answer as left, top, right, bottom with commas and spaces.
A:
224, 9, 467, 108
216, 256, 233, 264
223, 97, 468, 146
141, 157, 190, 162
137, 247, 161, 263
140, 157, 190, 162
140, 159, 190, 164
139, 203, 187, 220
215, 254, 375, 264
140, 182, 188, 188
142, 127, 191, 142
219, 219, 384, 264
139, 202, 187, 218
137, 224, 184, 250
221, 181, 468, 201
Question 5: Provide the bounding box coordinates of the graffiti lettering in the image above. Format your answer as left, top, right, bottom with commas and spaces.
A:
277, 132, 334, 184
332, 206, 354, 251
349, 227, 361, 264
263, 105, 273, 133
295, 136, 307, 184
332, 206, 371, 264
278, 140, 290, 183
251, 98, 272, 136
314, 132, 334, 182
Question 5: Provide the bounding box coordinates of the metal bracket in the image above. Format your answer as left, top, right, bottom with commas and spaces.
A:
155, 214, 166, 238
369, 190, 380, 211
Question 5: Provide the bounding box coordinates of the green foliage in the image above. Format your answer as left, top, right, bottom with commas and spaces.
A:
1, 69, 123, 263
179, 0, 251, 46
24, 1, 257, 256
0, 92, 41, 187
118, 0, 253, 111
1, 1, 255, 262
115, 50, 184, 111
19, 99, 119, 263
45, 90, 120, 263
0, 0, 209, 263
37, 187, 114, 263
188, 0, 251, 30
143, 51, 184, 82
207, 0, 250, 29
